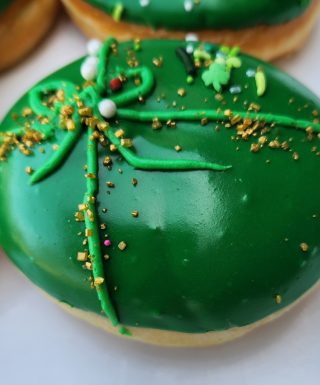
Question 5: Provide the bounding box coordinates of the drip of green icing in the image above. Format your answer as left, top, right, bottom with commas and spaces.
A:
116, 109, 320, 132
83, 131, 119, 327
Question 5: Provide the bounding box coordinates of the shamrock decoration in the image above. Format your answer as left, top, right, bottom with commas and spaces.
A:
201, 46, 242, 92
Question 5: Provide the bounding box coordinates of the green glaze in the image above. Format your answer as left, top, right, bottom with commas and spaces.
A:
0, 0, 13, 13
1, 39, 320, 334
86, 0, 312, 30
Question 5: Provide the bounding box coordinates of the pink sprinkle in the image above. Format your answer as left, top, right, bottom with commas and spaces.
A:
104, 239, 111, 247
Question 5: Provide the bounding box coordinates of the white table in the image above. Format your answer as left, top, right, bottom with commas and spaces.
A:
1, 14, 320, 385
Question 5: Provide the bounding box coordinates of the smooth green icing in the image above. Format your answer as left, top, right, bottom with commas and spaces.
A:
1, 39, 320, 334
86, 0, 311, 30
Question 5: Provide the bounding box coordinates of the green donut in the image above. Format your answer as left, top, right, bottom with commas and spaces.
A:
84, 0, 312, 30
0, 38, 320, 339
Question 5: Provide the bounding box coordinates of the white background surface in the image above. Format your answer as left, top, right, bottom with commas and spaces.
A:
1, 14, 320, 385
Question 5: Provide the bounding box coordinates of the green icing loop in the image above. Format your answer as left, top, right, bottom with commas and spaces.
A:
96, 37, 118, 95
110, 67, 155, 107
116, 109, 320, 133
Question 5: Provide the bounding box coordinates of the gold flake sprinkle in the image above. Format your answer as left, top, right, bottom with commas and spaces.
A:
106, 181, 115, 188
131, 210, 139, 218
177, 88, 186, 97
110, 144, 117, 152
175, 145, 182, 152
132, 178, 138, 186
100, 223, 107, 230
94, 277, 105, 286
85, 261, 92, 270
61, 105, 73, 116
77, 252, 88, 262
104, 254, 110, 260
115, 128, 125, 138
85, 228, 92, 237
120, 138, 133, 147
118, 241, 127, 251
300, 243, 309, 252
152, 57, 163, 67
78, 203, 88, 211
25, 166, 33, 175
85, 172, 96, 179
293, 152, 299, 161
250, 143, 260, 153
87, 196, 95, 204
103, 156, 112, 166
22, 108, 33, 117
152, 117, 162, 130
201, 117, 208, 126
52, 144, 59, 151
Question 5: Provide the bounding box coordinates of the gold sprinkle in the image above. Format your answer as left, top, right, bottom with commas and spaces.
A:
61, 105, 73, 116
22, 108, 33, 117
132, 178, 138, 186
201, 117, 208, 126
85, 261, 92, 270
300, 243, 309, 252
118, 241, 127, 251
152, 57, 163, 67
250, 143, 260, 153
52, 144, 59, 151
258, 136, 267, 145
103, 156, 112, 166
152, 117, 162, 130
87, 196, 95, 204
175, 145, 182, 152
78, 203, 88, 211
85, 228, 92, 237
97, 121, 109, 131
177, 88, 186, 97
110, 144, 117, 152
115, 128, 125, 138
100, 223, 107, 230
78, 107, 92, 117
66, 119, 76, 131
25, 166, 33, 175
275, 294, 282, 305
106, 181, 115, 188
85, 173, 96, 179
120, 138, 133, 148
293, 152, 299, 161
104, 254, 110, 260
74, 211, 85, 222
131, 210, 139, 218
77, 252, 88, 262
94, 277, 104, 286
86, 209, 94, 222
224, 109, 232, 117
268, 140, 280, 149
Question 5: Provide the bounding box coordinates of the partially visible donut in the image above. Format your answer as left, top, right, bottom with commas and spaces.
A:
62, 0, 320, 61
0, 0, 60, 72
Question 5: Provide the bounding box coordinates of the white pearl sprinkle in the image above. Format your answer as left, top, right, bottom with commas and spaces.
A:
139, 0, 150, 7
185, 33, 198, 42
184, 0, 193, 12
98, 99, 117, 119
186, 44, 194, 54
87, 39, 102, 56
80, 56, 99, 81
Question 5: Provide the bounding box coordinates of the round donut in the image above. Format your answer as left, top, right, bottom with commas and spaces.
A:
61, 0, 320, 61
0, 0, 60, 72
1, 38, 320, 347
